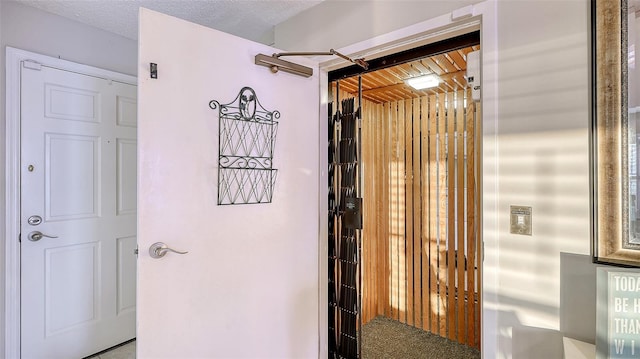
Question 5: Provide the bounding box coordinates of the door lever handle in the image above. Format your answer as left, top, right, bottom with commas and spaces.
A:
149, 242, 188, 259
27, 231, 58, 242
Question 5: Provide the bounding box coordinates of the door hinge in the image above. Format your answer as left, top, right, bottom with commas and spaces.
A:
18, 233, 21, 243
23, 60, 42, 71
134, 246, 139, 257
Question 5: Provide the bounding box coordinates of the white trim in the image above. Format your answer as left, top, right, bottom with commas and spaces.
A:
316, 1, 498, 356
5, 46, 23, 359
4, 47, 136, 359
317, 68, 329, 358
316, 11, 480, 72
473, 2, 499, 358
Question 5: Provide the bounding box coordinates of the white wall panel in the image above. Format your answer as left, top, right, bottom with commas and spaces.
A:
46, 134, 100, 220
116, 139, 137, 215
116, 236, 136, 315
45, 85, 100, 123
116, 96, 137, 127
45, 242, 99, 335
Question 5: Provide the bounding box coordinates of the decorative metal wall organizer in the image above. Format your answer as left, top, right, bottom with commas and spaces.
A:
210, 87, 279, 205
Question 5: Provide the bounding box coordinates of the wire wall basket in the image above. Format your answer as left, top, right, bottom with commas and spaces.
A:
210, 87, 279, 205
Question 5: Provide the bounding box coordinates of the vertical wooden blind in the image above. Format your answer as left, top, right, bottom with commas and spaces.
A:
360, 88, 481, 349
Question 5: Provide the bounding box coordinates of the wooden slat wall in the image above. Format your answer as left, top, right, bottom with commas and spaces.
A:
360, 88, 480, 349
404, 98, 414, 327
455, 89, 466, 343
382, 102, 391, 319
398, 99, 406, 325
390, 101, 399, 322
411, 97, 422, 329
428, 94, 438, 333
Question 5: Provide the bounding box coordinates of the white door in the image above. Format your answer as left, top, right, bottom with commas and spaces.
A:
20, 63, 137, 358
138, 8, 321, 358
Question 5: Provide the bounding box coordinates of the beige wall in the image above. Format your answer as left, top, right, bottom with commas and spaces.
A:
0, 1, 3, 353
0, 0, 137, 351
495, 2, 590, 357
276, 0, 592, 358
274, 0, 483, 52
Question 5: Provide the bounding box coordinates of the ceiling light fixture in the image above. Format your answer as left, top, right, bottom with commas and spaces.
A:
406, 74, 441, 90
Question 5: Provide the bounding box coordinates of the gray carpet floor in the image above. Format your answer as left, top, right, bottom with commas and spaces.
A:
361, 317, 481, 359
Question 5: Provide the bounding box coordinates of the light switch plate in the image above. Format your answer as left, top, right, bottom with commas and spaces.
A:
510, 205, 532, 235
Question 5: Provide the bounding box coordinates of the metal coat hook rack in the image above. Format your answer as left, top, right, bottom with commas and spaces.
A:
255, 49, 369, 77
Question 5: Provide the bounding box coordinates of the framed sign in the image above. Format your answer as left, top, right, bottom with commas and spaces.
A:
597, 268, 640, 358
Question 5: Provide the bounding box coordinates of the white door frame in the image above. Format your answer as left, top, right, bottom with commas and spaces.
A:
4, 47, 137, 359
316, 1, 497, 356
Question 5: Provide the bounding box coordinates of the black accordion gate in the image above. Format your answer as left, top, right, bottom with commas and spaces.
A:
328, 79, 363, 359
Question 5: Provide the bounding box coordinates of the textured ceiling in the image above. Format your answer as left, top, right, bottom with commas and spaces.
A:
15, 0, 324, 43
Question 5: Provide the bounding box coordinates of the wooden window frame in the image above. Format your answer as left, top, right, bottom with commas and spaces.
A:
592, 0, 640, 266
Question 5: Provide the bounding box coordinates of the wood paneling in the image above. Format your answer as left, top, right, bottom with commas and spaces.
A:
456, 89, 466, 344
412, 97, 422, 329
427, 94, 438, 334
360, 88, 480, 349
337, 45, 479, 104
